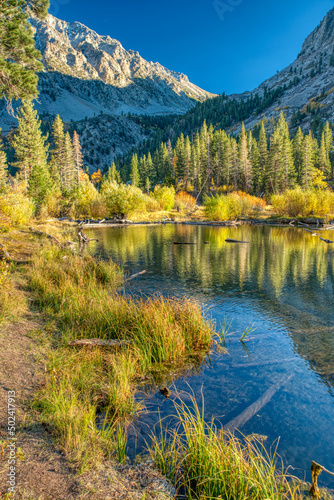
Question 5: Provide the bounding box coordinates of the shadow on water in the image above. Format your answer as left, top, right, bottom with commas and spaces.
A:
83, 224, 334, 486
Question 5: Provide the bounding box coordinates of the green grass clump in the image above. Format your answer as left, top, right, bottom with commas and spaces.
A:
28, 247, 215, 469
150, 395, 303, 500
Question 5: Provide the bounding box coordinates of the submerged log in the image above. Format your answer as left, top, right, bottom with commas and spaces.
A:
225, 238, 250, 244
68, 338, 132, 347
125, 270, 147, 282
222, 374, 292, 434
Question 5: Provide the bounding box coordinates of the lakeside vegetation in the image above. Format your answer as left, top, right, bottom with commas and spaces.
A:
12, 245, 214, 471
2, 230, 331, 499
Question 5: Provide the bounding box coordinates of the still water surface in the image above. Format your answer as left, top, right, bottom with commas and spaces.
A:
84, 224, 334, 486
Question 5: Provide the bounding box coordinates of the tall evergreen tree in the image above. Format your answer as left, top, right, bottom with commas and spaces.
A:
63, 132, 76, 192
11, 99, 49, 183
130, 153, 140, 187
0, 0, 49, 102
293, 127, 304, 184
107, 161, 121, 184
257, 121, 268, 192
72, 130, 84, 185
50, 115, 65, 188
238, 123, 252, 192
301, 132, 316, 188
28, 157, 51, 211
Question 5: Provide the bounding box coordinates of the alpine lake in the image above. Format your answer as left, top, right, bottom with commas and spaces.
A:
81, 223, 334, 488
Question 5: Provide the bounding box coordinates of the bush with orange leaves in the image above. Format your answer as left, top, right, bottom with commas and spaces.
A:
233, 191, 267, 210
175, 191, 197, 212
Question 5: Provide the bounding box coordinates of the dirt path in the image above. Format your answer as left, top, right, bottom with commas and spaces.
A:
0, 318, 84, 499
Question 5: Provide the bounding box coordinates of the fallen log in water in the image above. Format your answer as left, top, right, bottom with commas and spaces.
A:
222, 374, 292, 434
68, 338, 132, 347
232, 358, 295, 369
173, 242, 196, 245
319, 237, 333, 244
125, 270, 147, 282
225, 238, 250, 244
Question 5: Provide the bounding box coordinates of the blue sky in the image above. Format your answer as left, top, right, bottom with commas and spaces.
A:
50, 0, 334, 95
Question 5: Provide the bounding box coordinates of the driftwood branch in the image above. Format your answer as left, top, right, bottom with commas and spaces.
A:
0, 243, 31, 264
78, 228, 98, 245
68, 339, 132, 347
0, 243, 12, 260
29, 228, 66, 250
310, 461, 334, 499
125, 270, 147, 282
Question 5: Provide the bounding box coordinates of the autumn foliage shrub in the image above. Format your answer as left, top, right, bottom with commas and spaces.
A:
152, 185, 175, 211
234, 191, 266, 210
204, 193, 252, 221
101, 181, 159, 217
271, 188, 334, 218
0, 185, 35, 225
175, 191, 196, 212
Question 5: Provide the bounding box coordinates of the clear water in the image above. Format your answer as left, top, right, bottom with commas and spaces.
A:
83, 224, 334, 487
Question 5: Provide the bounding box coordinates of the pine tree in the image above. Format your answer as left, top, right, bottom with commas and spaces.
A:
293, 127, 304, 184
301, 132, 316, 188
0, 0, 48, 102
257, 121, 268, 192
63, 132, 76, 192
130, 154, 140, 187
267, 112, 295, 192
28, 158, 51, 211
318, 132, 331, 177
184, 135, 191, 191
238, 123, 252, 192
50, 115, 65, 188
145, 177, 150, 195
72, 130, 84, 185
11, 99, 49, 184
175, 133, 186, 183
107, 162, 121, 184
323, 121, 333, 180
146, 152, 154, 183
221, 133, 233, 191
280, 128, 295, 190
247, 131, 260, 193
159, 142, 172, 183
231, 137, 239, 191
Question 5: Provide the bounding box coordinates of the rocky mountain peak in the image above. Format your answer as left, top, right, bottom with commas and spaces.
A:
29, 14, 215, 111
299, 7, 334, 57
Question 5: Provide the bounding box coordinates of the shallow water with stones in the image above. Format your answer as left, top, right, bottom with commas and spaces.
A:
83, 224, 334, 487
